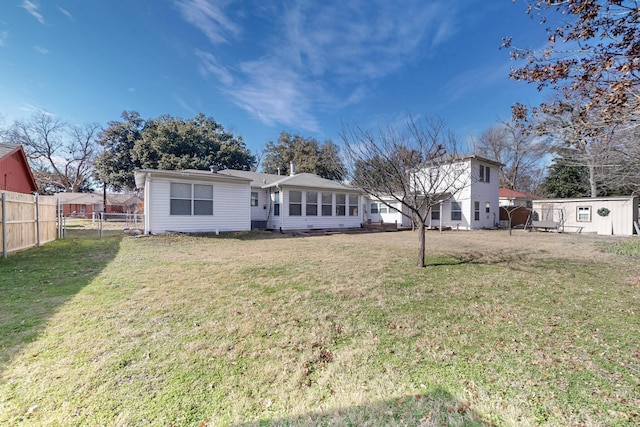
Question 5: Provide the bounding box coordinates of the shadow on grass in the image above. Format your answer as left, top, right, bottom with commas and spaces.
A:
0, 234, 123, 375
232, 387, 492, 426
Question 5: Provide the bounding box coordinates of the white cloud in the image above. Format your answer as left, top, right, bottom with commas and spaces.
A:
57, 6, 74, 21
175, 0, 240, 45
0, 31, 8, 46
181, 0, 459, 130
22, 1, 45, 25
33, 45, 48, 54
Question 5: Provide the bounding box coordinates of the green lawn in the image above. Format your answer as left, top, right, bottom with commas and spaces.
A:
0, 231, 638, 426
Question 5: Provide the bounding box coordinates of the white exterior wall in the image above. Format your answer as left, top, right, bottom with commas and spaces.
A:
250, 188, 269, 221
145, 176, 251, 234
266, 188, 362, 230
423, 159, 500, 230
533, 197, 638, 236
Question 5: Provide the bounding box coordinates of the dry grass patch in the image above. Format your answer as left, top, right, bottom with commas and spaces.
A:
1, 230, 639, 426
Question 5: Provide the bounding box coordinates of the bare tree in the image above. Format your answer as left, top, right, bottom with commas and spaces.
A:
472, 121, 548, 193
9, 112, 99, 193
342, 116, 469, 268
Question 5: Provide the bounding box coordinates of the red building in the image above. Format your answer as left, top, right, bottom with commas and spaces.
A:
0, 143, 38, 194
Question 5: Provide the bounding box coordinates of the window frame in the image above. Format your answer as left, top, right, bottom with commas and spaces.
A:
335, 193, 346, 216
348, 194, 358, 216
273, 191, 280, 216
251, 191, 259, 207
431, 204, 440, 220
306, 191, 318, 216
170, 182, 213, 216
321, 192, 332, 216
474, 201, 480, 221
577, 206, 592, 222
451, 200, 462, 221
289, 190, 302, 216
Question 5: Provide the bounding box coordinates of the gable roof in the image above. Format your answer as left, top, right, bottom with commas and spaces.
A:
0, 142, 38, 192
217, 169, 356, 192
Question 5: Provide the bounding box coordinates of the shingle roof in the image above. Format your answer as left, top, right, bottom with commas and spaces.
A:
218, 169, 356, 191
499, 188, 538, 199
0, 142, 21, 159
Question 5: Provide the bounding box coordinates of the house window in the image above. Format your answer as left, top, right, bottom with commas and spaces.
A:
170, 182, 213, 215
577, 206, 591, 222
431, 204, 440, 220
370, 202, 379, 214
274, 191, 280, 216
336, 194, 346, 216
289, 190, 302, 216
321, 192, 332, 216
251, 191, 259, 207
389, 202, 399, 213
193, 184, 213, 215
348, 194, 358, 216
306, 191, 318, 216
485, 201, 491, 214
479, 165, 490, 183
92, 203, 104, 212
451, 201, 462, 221
474, 201, 480, 221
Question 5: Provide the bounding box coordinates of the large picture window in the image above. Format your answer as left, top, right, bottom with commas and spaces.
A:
289, 190, 302, 216
170, 182, 213, 215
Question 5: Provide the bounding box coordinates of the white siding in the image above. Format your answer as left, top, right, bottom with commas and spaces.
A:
146, 176, 250, 234
250, 188, 268, 221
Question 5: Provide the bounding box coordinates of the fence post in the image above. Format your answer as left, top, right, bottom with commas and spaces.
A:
35, 193, 41, 247
2, 192, 7, 259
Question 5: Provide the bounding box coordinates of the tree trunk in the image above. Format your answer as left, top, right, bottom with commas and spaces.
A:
417, 218, 426, 267
588, 163, 597, 197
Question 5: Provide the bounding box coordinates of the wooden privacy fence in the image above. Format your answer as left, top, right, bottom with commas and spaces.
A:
1, 191, 58, 257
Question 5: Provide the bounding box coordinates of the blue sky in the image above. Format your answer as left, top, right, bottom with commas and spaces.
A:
0, 0, 553, 156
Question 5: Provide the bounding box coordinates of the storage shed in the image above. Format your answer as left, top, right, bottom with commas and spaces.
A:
532, 196, 639, 236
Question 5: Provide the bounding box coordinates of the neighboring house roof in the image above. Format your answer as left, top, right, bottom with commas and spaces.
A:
439, 154, 505, 168
0, 142, 38, 192
499, 188, 538, 199
218, 169, 356, 192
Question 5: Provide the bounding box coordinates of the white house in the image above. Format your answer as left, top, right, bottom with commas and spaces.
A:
532, 196, 639, 235
365, 155, 502, 230
217, 168, 363, 231
135, 155, 501, 234
134, 169, 252, 234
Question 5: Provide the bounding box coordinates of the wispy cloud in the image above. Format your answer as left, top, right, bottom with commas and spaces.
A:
57, 6, 74, 21
33, 45, 48, 54
22, 1, 45, 25
0, 31, 8, 46
175, 0, 240, 45
181, 0, 458, 131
